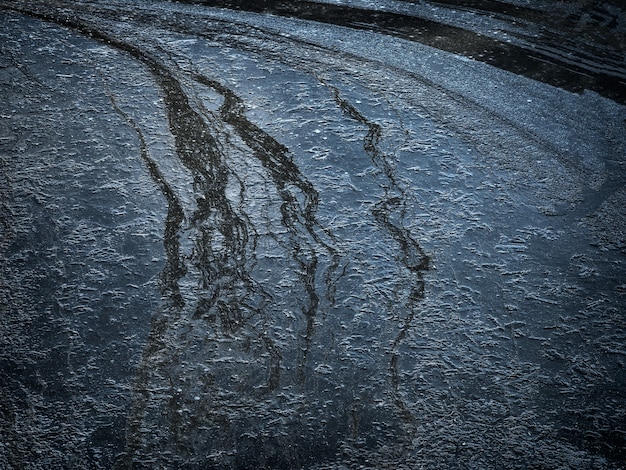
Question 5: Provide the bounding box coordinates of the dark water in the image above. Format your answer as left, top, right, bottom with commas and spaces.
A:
1, 1, 625, 468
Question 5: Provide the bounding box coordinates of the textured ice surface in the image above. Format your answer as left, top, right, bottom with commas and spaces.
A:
1, 1, 625, 469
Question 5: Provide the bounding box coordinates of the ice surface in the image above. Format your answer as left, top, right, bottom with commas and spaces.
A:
1, 1, 625, 468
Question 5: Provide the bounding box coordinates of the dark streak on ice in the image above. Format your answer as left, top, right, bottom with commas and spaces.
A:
104, 84, 187, 306
186, 0, 626, 104
188, 70, 341, 385
324, 79, 430, 438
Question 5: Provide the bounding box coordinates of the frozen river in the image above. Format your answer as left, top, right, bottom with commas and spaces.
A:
1, 1, 625, 468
